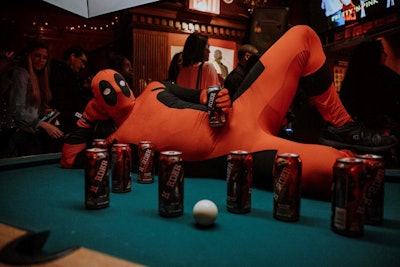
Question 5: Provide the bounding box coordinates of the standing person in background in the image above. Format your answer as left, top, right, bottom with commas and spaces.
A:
7, 38, 63, 156
224, 44, 258, 99
176, 32, 220, 90
167, 51, 183, 83
49, 45, 91, 135
212, 49, 229, 86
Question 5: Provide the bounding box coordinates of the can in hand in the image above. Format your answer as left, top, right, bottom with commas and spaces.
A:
85, 148, 110, 209
226, 150, 253, 214
111, 144, 132, 193
158, 151, 184, 217
358, 154, 385, 226
272, 153, 302, 221
138, 141, 155, 184
207, 85, 226, 127
331, 157, 366, 237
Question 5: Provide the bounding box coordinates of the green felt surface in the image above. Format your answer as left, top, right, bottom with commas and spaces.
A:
1, 163, 400, 267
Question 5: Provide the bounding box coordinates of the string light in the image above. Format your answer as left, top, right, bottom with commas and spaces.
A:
1, 14, 120, 33
66, 18, 118, 32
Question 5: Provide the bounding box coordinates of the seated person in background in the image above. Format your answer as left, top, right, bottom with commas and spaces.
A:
7, 38, 64, 156
62, 25, 397, 201
108, 54, 134, 90
224, 44, 258, 99
49, 45, 91, 135
176, 32, 220, 90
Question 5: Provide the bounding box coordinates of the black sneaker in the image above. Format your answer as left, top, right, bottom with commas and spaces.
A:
319, 121, 398, 152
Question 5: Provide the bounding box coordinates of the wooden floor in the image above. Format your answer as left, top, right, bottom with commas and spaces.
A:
0, 224, 145, 267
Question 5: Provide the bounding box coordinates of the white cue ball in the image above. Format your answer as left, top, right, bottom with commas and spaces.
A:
193, 199, 218, 226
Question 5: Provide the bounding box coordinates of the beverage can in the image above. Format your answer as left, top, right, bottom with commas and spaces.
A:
226, 150, 253, 213
85, 148, 110, 209
138, 141, 155, 183
272, 153, 302, 221
111, 144, 132, 193
207, 85, 226, 127
331, 157, 366, 237
158, 151, 184, 217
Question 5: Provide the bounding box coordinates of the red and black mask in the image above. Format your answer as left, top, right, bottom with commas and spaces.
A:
83, 69, 135, 126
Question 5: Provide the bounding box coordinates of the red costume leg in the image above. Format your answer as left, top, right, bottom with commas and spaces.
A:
310, 85, 353, 127
216, 25, 355, 196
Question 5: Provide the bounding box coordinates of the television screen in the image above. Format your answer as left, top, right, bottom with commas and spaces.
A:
309, 0, 400, 33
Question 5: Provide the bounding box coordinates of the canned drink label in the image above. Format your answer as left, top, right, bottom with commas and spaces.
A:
85, 148, 110, 209
333, 207, 347, 230
358, 154, 385, 225
364, 167, 385, 225
226, 150, 252, 213
111, 144, 132, 193
207, 86, 226, 127
158, 151, 184, 217
272, 153, 302, 221
138, 141, 155, 183
274, 165, 291, 202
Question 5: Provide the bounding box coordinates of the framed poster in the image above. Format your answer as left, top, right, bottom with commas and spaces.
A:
208, 46, 234, 75
188, 0, 220, 15
170, 45, 234, 74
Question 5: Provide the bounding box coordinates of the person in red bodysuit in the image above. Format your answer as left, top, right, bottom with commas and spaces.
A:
61, 25, 396, 200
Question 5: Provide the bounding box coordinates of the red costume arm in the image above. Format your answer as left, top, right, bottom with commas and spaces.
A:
61, 99, 110, 168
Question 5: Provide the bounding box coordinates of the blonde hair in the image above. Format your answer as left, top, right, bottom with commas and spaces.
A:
27, 49, 52, 109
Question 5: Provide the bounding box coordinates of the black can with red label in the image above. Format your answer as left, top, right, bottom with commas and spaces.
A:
226, 150, 253, 214
207, 85, 226, 127
138, 141, 155, 184
272, 153, 302, 222
358, 154, 385, 226
85, 148, 110, 209
158, 151, 184, 217
331, 157, 366, 237
111, 144, 132, 193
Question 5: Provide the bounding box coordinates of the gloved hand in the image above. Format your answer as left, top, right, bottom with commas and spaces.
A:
215, 88, 231, 113
77, 99, 109, 128
200, 88, 231, 113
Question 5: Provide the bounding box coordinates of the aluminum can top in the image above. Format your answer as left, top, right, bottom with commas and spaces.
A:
161, 151, 182, 156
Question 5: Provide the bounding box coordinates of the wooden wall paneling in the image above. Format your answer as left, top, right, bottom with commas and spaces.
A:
133, 29, 168, 96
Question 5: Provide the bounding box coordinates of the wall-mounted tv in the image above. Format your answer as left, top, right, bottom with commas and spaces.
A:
309, 0, 400, 34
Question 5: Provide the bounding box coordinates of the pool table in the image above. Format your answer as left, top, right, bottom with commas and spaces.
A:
0, 153, 400, 267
